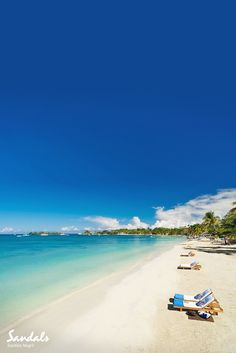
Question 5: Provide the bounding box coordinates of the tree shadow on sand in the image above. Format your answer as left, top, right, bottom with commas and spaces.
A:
186, 246, 236, 256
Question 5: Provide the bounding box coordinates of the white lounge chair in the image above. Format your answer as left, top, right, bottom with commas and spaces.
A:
178, 260, 201, 270
173, 294, 223, 314
174, 288, 212, 302
180, 251, 195, 257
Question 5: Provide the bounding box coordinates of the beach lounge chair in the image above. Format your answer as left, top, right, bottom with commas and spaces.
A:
173, 294, 223, 315
177, 261, 201, 270
180, 251, 195, 257
174, 288, 212, 302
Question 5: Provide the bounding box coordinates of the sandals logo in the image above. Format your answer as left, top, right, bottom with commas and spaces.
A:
6, 329, 49, 349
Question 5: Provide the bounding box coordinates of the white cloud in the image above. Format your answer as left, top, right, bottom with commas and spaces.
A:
125, 217, 149, 229
62, 189, 236, 232
0, 227, 14, 233
61, 226, 80, 232
83, 215, 149, 230
153, 189, 236, 228
84, 216, 120, 230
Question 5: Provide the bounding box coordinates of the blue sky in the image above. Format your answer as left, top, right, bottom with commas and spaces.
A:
0, 1, 235, 232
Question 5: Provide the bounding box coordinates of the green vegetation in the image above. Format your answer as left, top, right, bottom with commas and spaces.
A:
92, 227, 188, 236
219, 204, 236, 238
83, 203, 236, 239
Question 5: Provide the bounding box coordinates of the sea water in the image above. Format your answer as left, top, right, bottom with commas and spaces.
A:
0, 234, 182, 329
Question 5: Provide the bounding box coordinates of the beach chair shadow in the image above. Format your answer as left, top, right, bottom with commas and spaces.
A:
167, 303, 179, 311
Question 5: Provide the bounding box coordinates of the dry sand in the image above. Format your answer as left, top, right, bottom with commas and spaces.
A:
1, 240, 235, 353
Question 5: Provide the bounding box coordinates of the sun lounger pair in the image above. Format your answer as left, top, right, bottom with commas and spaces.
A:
178, 261, 201, 270
180, 251, 195, 257
172, 290, 223, 315
174, 288, 212, 302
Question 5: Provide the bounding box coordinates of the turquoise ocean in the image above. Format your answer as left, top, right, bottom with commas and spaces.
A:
0, 234, 182, 329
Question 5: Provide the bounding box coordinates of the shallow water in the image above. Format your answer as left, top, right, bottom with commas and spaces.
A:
0, 234, 182, 328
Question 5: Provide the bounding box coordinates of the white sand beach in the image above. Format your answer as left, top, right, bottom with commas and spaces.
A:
1, 240, 236, 353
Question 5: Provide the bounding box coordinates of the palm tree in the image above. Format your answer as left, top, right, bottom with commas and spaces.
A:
202, 211, 220, 235
220, 204, 236, 243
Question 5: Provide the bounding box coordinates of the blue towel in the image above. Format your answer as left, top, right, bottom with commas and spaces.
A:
174, 293, 184, 300
174, 298, 184, 307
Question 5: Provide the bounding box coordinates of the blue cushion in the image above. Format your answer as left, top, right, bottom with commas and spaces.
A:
174, 293, 184, 300
174, 298, 184, 307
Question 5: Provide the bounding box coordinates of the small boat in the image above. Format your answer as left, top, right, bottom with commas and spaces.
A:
40, 233, 48, 236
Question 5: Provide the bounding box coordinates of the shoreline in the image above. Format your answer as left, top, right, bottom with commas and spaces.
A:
0, 240, 180, 335
1, 240, 236, 353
